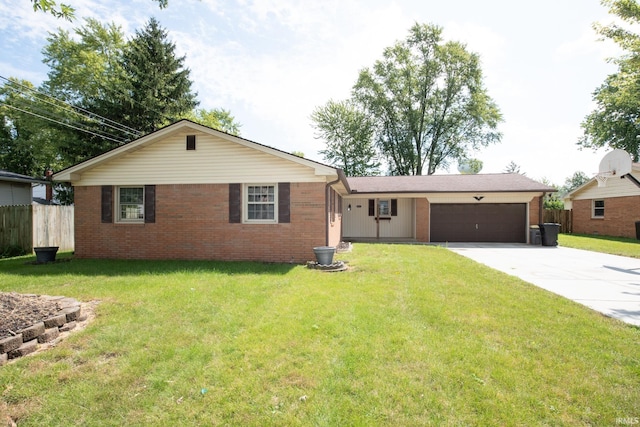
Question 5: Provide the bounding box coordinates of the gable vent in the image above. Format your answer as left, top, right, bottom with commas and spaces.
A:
186, 135, 196, 150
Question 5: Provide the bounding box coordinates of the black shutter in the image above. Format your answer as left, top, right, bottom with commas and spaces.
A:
186, 135, 196, 150
144, 185, 156, 223
368, 199, 375, 216
101, 186, 113, 223
278, 182, 290, 223
391, 199, 398, 216
229, 183, 241, 223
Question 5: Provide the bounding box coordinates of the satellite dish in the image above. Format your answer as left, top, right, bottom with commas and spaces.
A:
596, 149, 633, 187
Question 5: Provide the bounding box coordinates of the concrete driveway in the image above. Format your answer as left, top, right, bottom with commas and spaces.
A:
445, 243, 640, 326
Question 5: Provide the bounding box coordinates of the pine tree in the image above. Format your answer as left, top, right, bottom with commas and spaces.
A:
121, 17, 198, 133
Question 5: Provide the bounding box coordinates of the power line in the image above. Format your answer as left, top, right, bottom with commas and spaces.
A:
1, 103, 129, 144
0, 75, 143, 138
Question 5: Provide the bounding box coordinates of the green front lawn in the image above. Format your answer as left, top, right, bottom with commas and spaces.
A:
559, 233, 640, 258
1, 245, 638, 426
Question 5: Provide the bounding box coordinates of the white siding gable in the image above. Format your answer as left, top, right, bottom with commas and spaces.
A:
72, 130, 326, 186
572, 170, 640, 201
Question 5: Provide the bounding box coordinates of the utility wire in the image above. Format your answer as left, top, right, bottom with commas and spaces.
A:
1, 103, 129, 144
0, 75, 143, 138
5, 97, 128, 143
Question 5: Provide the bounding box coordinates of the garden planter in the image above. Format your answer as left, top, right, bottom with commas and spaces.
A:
34, 246, 59, 263
313, 246, 336, 265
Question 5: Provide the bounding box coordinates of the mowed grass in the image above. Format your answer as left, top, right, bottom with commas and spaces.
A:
1, 244, 639, 426
559, 233, 640, 258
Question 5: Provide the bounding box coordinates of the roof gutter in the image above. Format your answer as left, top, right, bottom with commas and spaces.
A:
0, 177, 48, 185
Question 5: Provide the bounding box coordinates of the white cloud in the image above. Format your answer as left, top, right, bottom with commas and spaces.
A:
554, 21, 621, 63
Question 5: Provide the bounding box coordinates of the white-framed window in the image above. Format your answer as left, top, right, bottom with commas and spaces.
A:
593, 199, 605, 218
378, 199, 391, 217
245, 184, 277, 223
117, 186, 144, 222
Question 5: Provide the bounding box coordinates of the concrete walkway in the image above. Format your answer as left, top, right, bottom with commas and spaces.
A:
445, 243, 640, 326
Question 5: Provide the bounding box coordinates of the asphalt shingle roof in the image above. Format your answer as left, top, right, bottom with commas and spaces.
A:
347, 173, 555, 194
0, 170, 46, 184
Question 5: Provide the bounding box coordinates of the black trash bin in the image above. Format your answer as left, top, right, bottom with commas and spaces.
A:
636, 221, 640, 240
539, 223, 560, 246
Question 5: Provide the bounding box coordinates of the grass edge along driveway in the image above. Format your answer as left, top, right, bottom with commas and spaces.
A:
1, 244, 639, 426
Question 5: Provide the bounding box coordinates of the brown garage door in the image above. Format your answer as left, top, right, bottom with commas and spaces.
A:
430, 204, 527, 243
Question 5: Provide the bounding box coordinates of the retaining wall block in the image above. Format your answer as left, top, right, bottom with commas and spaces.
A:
60, 321, 77, 333
38, 328, 60, 344
62, 306, 81, 322
43, 313, 68, 328
19, 322, 45, 342
0, 335, 23, 354
8, 339, 38, 359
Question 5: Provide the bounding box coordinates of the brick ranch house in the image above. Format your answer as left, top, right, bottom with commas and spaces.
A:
564, 162, 640, 239
53, 120, 350, 263
54, 120, 555, 262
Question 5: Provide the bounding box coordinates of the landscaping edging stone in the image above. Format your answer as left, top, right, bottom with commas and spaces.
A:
0, 296, 88, 365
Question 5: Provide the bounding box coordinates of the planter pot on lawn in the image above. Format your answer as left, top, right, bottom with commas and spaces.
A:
34, 246, 59, 263
313, 246, 336, 265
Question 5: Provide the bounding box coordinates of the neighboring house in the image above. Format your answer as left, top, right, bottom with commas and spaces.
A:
53, 120, 350, 263
0, 170, 47, 206
53, 120, 556, 262
564, 163, 640, 239
343, 174, 554, 243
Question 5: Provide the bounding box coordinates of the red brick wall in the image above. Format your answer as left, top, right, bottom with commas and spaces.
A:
529, 197, 542, 226
74, 183, 331, 263
572, 196, 640, 238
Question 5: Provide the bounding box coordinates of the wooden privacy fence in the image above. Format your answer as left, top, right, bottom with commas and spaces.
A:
543, 209, 572, 234
33, 204, 74, 251
0, 205, 74, 253
0, 205, 32, 252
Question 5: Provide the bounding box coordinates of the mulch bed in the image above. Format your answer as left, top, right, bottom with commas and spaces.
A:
0, 293, 63, 339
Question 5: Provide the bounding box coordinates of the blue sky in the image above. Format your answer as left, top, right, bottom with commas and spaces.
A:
0, 0, 626, 184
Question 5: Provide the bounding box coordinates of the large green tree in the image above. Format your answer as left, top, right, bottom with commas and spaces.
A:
311, 100, 380, 176
120, 17, 198, 134
41, 19, 134, 164
5, 17, 239, 188
560, 171, 590, 195
183, 108, 242, 136
580, 0, 640, 161
0, 78, 63, 177
352, 23, 502, 175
